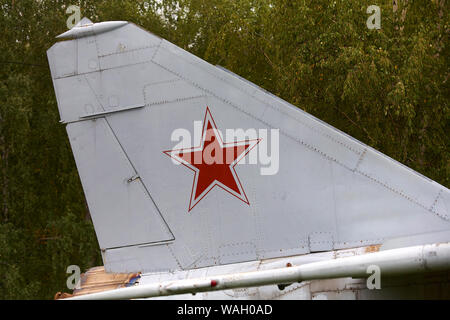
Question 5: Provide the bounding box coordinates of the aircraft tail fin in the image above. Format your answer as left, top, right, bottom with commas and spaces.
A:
47, 21, 450, 273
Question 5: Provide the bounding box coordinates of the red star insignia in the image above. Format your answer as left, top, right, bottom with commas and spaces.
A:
163, 107, 261, 212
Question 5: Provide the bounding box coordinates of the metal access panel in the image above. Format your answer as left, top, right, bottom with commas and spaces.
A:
66, 118, 173, 249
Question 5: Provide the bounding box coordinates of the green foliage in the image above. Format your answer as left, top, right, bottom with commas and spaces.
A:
0, 0, 448, 299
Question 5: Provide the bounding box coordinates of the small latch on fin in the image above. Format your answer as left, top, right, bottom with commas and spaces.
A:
127, 174, 140, 183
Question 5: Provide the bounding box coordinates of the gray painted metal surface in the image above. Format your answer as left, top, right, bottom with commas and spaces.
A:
66, 243, 450, 300
47, 19, 450, 275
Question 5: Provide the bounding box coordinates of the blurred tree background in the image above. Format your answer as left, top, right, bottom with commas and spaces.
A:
0, 0, 448, 299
